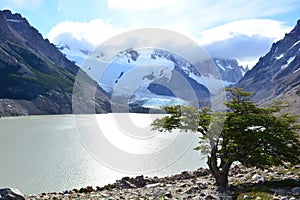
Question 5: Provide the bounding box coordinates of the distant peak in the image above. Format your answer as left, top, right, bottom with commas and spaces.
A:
290, 19, 300, 34
1, 9, 23, 20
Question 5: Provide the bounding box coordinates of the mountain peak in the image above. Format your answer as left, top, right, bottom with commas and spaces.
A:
236, 19, 300, 104
0, 10, 111, 116
2, 9, 24, 20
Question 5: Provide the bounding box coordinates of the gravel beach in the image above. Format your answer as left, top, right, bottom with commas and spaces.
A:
22, 164, 300, 200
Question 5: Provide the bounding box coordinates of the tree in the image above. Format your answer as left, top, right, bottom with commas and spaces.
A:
152, 88, 300, 189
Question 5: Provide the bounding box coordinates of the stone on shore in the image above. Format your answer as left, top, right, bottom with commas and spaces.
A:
0, 188, 25, 200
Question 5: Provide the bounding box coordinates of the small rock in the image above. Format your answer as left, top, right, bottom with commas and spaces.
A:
164, 191, 172, 198
205, 194, 216, 200
273, 196, 280, 200
153, 189, 166, 199
200, 193, 206, 196
145, 183, 160, 188
176, 188, 183, 193
86, 186, 94, 192
63, 194, 70, 197
236, 174, 244, 178
281, 196, 288, 200
198, 183, 208, 189
99, 192, 108, 197
294, 164, 300, 168
79, 187, 87, 193
70, 193, 77, 198
291, 186, 300, 194
125, 180, 137, 188
252, 174, 263, 182
73, 188, 79, 193
185, 188, 193, 194
243, 194, 249, 199
179, 183, 187, 188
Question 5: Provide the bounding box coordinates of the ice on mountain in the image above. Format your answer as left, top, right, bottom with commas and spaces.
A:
275, 53, 284, 60
281, 56, 295, 69
6, 19, 23, 23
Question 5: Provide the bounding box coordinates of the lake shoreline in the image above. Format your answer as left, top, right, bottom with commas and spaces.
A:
23, 164, 300, 200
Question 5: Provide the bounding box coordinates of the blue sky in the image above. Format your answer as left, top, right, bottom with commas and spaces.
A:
1, 0, 300, 67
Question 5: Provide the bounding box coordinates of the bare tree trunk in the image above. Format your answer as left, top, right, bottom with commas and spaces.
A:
207, 147, 232, 190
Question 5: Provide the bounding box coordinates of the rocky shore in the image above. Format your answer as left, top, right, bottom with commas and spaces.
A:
15, 164, 299, 200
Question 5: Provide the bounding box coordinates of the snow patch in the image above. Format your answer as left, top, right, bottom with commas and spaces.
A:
188, 73, 205, 86
216, 63, 225, 71
99, 49, 175, 94
281, 56, 295, 69
275, 54, 284, 60
290, 40, 300, 49
225, 64, 235, 70
294, 68, 300, 74
240, 68, 246, 76
215, 60, 225, 71
6, 19, 23, 23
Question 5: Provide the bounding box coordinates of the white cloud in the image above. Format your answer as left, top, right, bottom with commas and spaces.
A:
47, 19, 124, 50
47, 18, 293, 68
197, 19, 292, 68
197, 19, 290, 45
48, 0, 298, 68
106, 0, 299, 33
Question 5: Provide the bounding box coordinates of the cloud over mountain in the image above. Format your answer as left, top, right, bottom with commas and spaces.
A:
48, 18, 291, 68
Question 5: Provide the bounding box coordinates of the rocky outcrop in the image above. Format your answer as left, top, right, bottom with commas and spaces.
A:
0, 10, 111, 116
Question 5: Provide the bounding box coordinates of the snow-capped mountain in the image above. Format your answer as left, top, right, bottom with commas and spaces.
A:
58, 44, 247, 109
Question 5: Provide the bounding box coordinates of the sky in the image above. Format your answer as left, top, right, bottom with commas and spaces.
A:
1, 0, 300, 68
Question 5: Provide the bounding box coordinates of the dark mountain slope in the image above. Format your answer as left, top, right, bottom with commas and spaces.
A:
236, 20, 300, 113
0, 10, 111, 116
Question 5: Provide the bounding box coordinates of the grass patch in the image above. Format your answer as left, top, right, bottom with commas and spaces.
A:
236, 191, 273, 200
232, 179, 299, 200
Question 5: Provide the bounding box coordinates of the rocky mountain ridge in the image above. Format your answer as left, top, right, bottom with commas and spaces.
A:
236, 19, 300, 114
0, 10, 111, 116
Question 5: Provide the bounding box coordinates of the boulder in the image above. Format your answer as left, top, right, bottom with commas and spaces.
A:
0, 188, 25, 200
291, 186, 300, 194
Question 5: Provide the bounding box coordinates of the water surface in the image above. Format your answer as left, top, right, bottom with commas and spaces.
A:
0, 114, 206, 194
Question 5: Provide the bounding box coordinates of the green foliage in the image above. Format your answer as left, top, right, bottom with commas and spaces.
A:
152, 106, 211, 133
0, 41, 75, 100
152, 88, 300, 188
233, 179, 299, 199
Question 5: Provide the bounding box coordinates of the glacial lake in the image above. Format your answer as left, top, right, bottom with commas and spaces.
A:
0, 114, 206, 194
